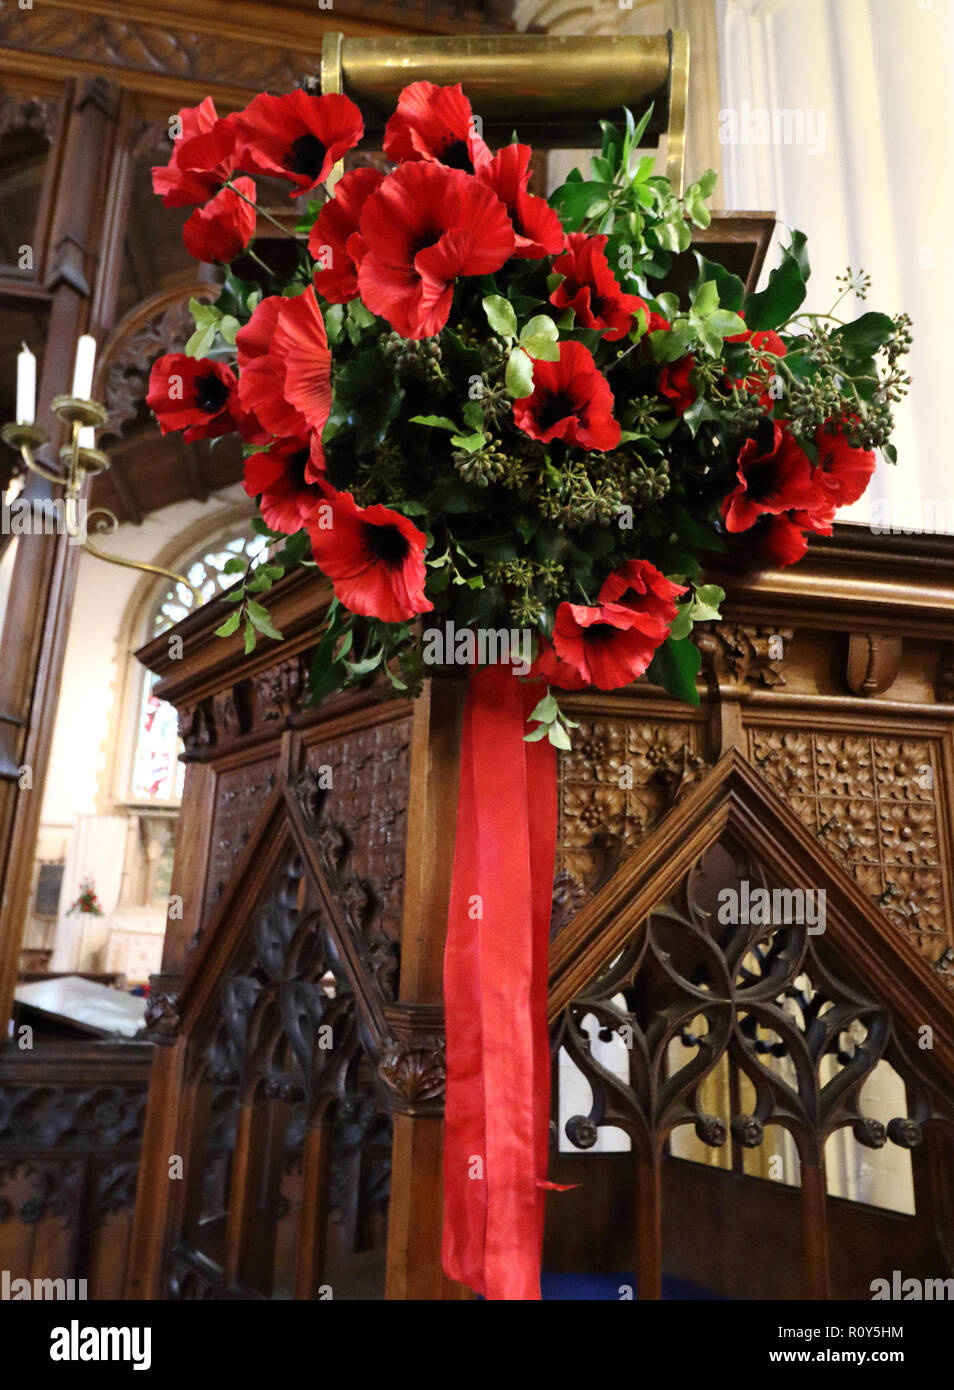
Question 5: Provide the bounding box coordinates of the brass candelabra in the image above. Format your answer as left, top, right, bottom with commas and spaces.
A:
2, 394, 201, 601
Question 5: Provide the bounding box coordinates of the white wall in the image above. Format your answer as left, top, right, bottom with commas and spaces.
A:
717, 0, 954, 532
39, 484, 246, 839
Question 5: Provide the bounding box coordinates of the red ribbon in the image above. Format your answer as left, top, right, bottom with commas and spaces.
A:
442, 663, 558, 1300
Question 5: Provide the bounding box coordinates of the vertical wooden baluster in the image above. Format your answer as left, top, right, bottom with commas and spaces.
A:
635, 1144, 662, 1300
800, 1157, 832, 1299
295, 1123, 333, 1299
223, 1102, 264, 1287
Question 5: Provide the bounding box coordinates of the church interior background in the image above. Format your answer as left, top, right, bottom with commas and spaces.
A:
1, 0, 954, 1315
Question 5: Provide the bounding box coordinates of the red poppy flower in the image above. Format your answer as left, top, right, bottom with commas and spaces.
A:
598, 559, 687, 628
549, 602, 665, 691
530, 636, 588, 692
237, 288, 332, 439
152, 100, 245, 208
182, 176, 256, 264
476, 144, 564, 258
736, 513, 810, 568
721, 422, 825, 533
813, 424, 876, 508
237, 90, 363, 197
243, 435, 327, 534
146, 354, 240, 443
658, 355, 698, 416
307, 489, 433, 622
309, 166, 385, 303
357, 162, 515, 339
549, 233, 645, 341
383, 81, 491, 173
513, 340, 620, 452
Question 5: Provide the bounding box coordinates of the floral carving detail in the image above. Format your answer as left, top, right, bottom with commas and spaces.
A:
696, 622, 792, 690
379, 1035, 446, 1111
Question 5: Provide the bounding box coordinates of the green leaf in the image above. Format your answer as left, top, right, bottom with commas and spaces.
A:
529, 693, 558, 724
410, 414, 460, 431
214, 609, 242, 638
462, 400, 485, 431
482, 294, 518, 340
222, 555, 247, 574
519, 314, 560, 361
345, 650, 384, 678
744, 228, 810, 331
523, 724, 549, 743
832, 312, 895, 361
505, 346, 535, 398
646, 637, 701, 706
246, 600, 283, 641
243, 621, 257, 656
692, 253, 745, 312
450, 430, 487, 453
548, 722, 572, 751
219, 315, 241, 346
690, 279, 720, 316
707, 309, 748, 338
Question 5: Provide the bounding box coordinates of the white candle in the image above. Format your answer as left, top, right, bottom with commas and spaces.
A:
16, 343, 36, 425
71, 334, 97, 400
77, 426, 95, 450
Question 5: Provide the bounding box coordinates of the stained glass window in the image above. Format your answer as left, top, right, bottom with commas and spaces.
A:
128, 531, 269, 804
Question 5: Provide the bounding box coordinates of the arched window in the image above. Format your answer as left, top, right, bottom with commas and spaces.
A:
128, 530, 268, 804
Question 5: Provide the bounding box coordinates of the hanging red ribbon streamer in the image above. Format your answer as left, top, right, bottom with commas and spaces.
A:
442, 663, 558, 1300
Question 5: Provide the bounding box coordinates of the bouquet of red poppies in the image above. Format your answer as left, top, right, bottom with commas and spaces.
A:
147, 81, 910, 744
66, 877, 105, 918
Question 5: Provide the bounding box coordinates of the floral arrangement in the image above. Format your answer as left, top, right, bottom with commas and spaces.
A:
66, 877, 104, 918
147, 83, 911, 744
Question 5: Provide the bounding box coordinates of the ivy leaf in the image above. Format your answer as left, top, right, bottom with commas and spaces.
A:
482, 294, 518, 340
693, 583, 725, 622
410, 414, 460, 431
450, 430, 487, 453
646, 637, 701, 706
744, 228, 810, 331
707, 309, 747, 338
505, 346, 534, 398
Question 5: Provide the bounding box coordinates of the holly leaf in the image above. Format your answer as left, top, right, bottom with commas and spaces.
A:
744, 228, 810, 331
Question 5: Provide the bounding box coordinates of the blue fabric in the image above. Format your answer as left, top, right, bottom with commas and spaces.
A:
540, 1271, 727, 1300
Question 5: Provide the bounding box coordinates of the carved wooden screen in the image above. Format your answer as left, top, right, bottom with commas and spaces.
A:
545, 757, 954, 1300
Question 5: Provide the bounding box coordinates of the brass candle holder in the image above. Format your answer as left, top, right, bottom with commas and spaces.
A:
2, 396, 201, 600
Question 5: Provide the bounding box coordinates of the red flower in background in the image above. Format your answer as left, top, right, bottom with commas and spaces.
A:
721, 422, 824, 533
357, 162, 515, 339
737, 513, 811, 568
813, 424, 876, 509
152, 99, 245, 208
243, 435, 327, 534
599, 559, 686, 626
658, 355, 698, 416
309, 166, 384, 303
548, 602, 665, 691
477, 144, 564, 259
183, 177, 257, 263
725, 325, 786, 404
383, 81, 491, 173
146, 354, 241, 443
307, 490, 433, 621
530, 636, 588, 691
237, 90, 363, 197
513, 340, 620, 451
237, 288, 332, 438
549, 233, 644, 341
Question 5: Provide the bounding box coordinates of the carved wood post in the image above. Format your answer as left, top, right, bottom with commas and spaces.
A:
0, 78, 128, 1028
800, 1158, 832, 1299
384, 674, 469, 1299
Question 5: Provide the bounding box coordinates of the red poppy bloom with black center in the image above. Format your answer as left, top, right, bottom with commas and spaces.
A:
513, 340, 620, 452
814, 424, 876, 509
721, 421, 825, 532
598, 559, 687, 628
146, 354, 241, 443
307, 489, 433, 622
736, 513, 810, 568
383, 81, 491, 173
309, 166, 385, 303
548, 602, 666, 691
357, 162, 515, 339
476, 144, 564, 259
549, 232, 645, 341
658, 354, 698, 416
152, 100, 245, 208
183, 176, 256, 264
237, 288, 332, 439
243, 435, 327, 534
237, 90, 364, 197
